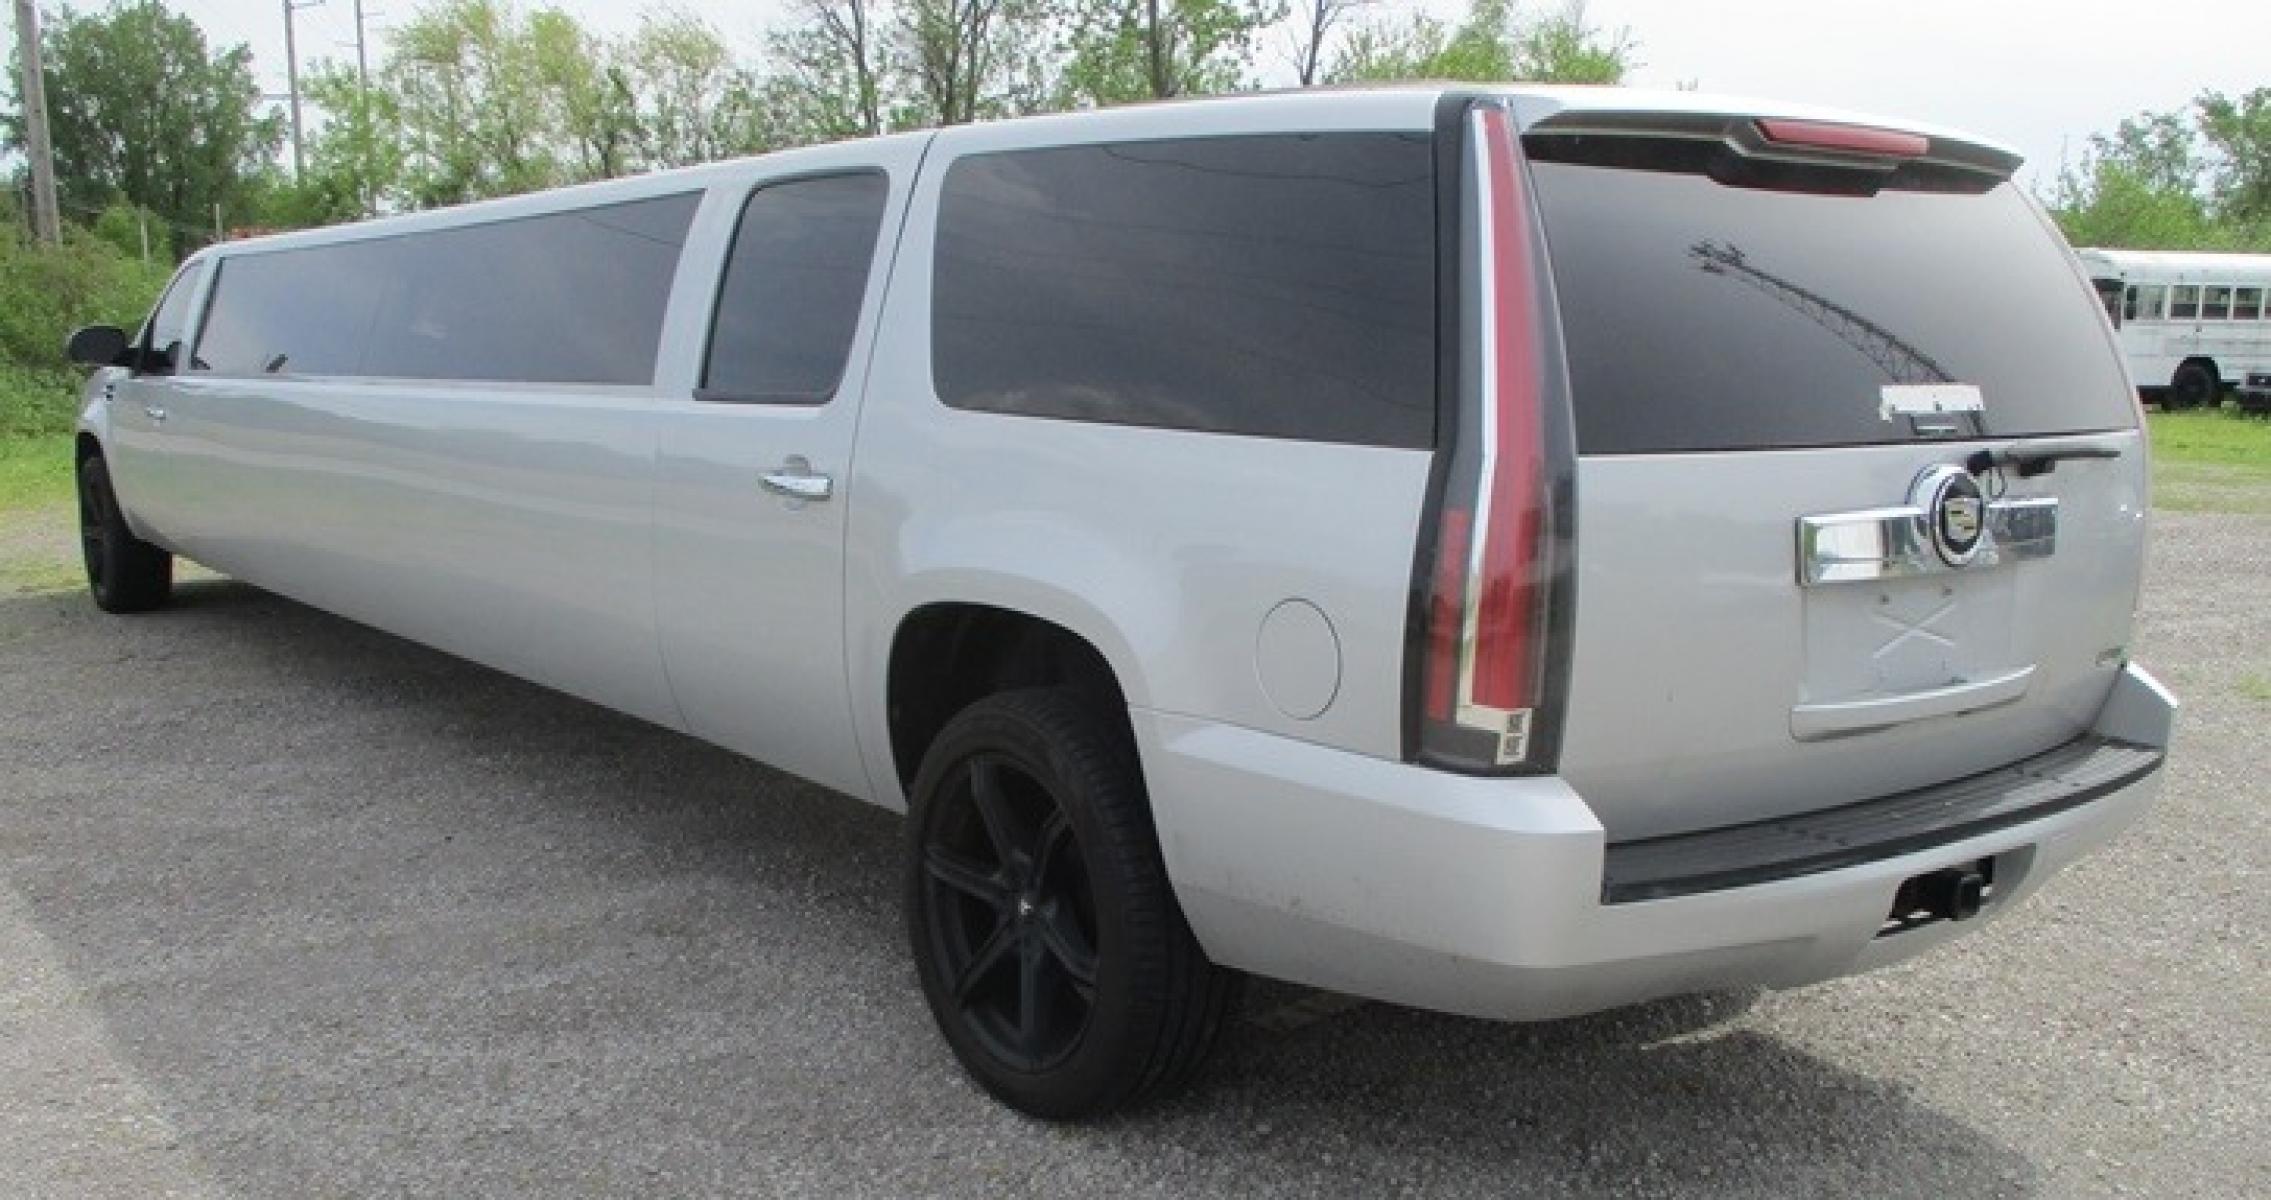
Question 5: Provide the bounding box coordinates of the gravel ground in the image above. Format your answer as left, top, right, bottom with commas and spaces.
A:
1, 510, 2264, 1198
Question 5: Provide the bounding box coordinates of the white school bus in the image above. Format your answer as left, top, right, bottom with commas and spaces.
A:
2074, 247, 2271, 408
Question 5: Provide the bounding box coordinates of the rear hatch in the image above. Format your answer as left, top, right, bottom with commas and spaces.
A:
1518, 106, 2147, 840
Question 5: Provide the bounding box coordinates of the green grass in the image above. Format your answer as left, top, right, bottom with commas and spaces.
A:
2148, 408, 2271, 514
0, 435, 77, 596
2240, 674, 2271, 703
0, 433, 72, 513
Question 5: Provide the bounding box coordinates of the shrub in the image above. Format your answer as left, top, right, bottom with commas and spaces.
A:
0, 223, 169, 438
90, 203, 176, 265
0, 364, 83, 438
0, 223, 171, 376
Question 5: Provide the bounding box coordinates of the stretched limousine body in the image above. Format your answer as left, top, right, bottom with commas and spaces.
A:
71, 86, 2173, 1118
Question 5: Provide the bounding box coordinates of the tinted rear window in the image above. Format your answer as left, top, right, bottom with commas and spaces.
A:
1527, 160, 2136, 453
932, 133, 1436, 448
702, 173, 888, 403
195, 193, 699, 386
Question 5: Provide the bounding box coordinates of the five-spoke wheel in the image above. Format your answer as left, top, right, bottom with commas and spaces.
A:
905, 688, 1237, 1118
920, 752, 1101, 1071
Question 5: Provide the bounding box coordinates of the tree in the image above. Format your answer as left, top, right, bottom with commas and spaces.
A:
1288, 0, 1375, 87
769, 0, 892, 142
1513, 0, 1632, 84
894, 0, 1055, 126
622, 11, 765, 167
388, 0, 560, 206
290, 63, 408, 222
2042, 100, 2271, 251
2048, 156, 2216, 251
2196, 87, 2271, 228
4, 0, 281, 249
1330, 0, 1634, 85
529, 7, 638, 180
1057, 0, 1281, 106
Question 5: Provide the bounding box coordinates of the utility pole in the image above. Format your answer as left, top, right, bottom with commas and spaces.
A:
346, 0, 380, 217
12, 0, 62, 245
283, 0, 326, 180
353, 0, 369, 88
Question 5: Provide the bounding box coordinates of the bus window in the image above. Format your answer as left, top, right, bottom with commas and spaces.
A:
2236, 286, 2265, 321
2130, 284, 2168, 322
2093, 278, 2124, 326
2201, 285, 2232, 320
2170, 285, 2200, 320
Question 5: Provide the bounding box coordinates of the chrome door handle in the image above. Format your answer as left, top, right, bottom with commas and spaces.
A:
143, 404, 167, 424
760, 458, 832, 502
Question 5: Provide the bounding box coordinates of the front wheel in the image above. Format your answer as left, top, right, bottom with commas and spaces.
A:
905, 688, 1237, 1118
77, 453, 172, 613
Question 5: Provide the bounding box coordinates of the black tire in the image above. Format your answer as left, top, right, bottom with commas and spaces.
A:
905, 687, 1237, 1119
2168, 361, 2219, 411
77, 453, 172, 613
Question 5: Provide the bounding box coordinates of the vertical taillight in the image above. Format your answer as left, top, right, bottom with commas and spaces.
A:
1411, 102, 1573, 775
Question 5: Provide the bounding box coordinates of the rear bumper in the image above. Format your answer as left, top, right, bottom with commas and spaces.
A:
1136, 663, 2175, 1021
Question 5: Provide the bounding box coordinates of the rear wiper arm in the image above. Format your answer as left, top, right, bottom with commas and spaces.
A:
1966, 442, 2121, 479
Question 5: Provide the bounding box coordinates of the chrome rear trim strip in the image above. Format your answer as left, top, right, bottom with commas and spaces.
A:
1798, 496, 2057, 586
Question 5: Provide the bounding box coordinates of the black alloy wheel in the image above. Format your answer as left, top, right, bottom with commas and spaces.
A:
919, 750, 1100, 1072
77, 453, 171, 613
78, 458, 110, 593
905, 688, 1236, 1119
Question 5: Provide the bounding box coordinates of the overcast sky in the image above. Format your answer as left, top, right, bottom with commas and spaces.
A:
173, 0, 2271, 193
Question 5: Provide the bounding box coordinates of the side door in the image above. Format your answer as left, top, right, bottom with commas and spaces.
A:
652, 141, 924, 801
105, 257, 208, 550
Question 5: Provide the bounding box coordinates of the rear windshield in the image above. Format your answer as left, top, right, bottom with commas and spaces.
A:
1526, 157, 2136, 454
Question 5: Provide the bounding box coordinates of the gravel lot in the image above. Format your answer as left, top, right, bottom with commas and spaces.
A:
1, 510, 2264, 1198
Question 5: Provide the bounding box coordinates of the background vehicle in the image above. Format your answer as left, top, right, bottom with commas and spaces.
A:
2076, 247, 2271, 408
67, 87, 2173, 1119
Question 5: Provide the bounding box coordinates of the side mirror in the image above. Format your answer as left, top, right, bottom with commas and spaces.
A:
66, 325, 132, 369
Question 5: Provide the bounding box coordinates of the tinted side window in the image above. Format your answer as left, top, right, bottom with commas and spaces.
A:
196, 244, 386, 376
142, 261, 206, 366
701, 173, 888, 403
1528, 162, 2137, 452
932, 134, 1436, 448
195, 192, 699, 385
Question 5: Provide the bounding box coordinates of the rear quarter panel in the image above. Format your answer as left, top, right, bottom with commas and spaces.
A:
844, 94, 1445, 809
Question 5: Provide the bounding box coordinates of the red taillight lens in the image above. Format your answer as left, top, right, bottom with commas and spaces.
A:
1413, 104, 1566, 774
1756, 118, 1928, 159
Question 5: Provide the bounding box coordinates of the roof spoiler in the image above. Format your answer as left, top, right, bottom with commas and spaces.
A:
1522, 108, 2021, 193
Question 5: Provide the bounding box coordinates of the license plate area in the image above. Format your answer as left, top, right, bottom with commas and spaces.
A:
1800, 570, 2021, 717
1880, 857, 1996, 937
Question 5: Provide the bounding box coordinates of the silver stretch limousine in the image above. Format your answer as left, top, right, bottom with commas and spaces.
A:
67, 86, 2175, 1118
